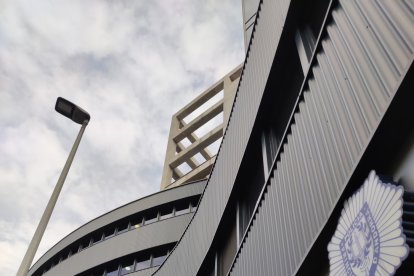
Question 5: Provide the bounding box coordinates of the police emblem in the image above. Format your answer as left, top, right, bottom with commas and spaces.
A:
328, 171, 408, 275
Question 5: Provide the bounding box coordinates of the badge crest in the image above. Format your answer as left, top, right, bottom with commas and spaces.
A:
328, 171, 408, 275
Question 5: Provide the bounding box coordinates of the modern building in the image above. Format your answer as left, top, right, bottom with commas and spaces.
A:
29, 0, 414, 275
160, 65, 242, 190
28, 180, 205, 276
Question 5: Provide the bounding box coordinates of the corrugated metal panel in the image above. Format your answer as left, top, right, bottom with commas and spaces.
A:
153, 0, 292, 275
230, 0, 414, 275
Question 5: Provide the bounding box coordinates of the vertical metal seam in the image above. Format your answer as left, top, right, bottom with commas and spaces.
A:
333, 9, 383, 119
322, 39, 363, 153
328, 24, 372, 138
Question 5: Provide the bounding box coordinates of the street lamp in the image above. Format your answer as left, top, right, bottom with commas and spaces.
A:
17, 97, 90, 276
55, 97, 90, 124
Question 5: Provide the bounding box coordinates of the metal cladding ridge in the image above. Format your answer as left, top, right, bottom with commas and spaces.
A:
153, 0, 292, 275
154, 0, 414, 275
230, 0, 414, 275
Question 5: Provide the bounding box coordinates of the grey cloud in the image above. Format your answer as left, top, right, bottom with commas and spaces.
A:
0, 0, 243, 274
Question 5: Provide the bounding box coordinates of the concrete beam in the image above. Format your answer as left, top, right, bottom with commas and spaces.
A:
172, 168, 184, 181
173, 100, 224, 143
229, 65, 243, 81
166, 157, 215, 189
169, 124, 223, 169
175, 81, 224, 120
174, 63, 242, 121
160, 64, 243, 190
176, 142, 199, 169
160, 118, 180, 190
179, 120, 213, 160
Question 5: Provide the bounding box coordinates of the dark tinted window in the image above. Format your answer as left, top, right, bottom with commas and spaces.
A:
117, 221, 129, 235
120, 260, 134, 275
160, 207, 173, 220
91, 232, 103, 245
152, 254, 167, 267
175, 206, 190, 216
106, 266, 118, 276
130, 216, 143, 229
78, 238, 91, 252
104, 228, 116, 240
135, 259, 151, 271
144, 213, 158, 225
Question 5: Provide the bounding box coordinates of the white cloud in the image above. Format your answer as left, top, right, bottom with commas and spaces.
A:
0, 0, 244, 275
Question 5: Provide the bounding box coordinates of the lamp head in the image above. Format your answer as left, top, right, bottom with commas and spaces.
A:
55, 97, 90, 124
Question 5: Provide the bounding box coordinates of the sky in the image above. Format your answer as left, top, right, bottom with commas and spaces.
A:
0, 0, 244, 274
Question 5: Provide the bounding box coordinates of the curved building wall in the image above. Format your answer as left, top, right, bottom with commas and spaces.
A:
44, 215, 188, 276
28, 180, 206, 276
25, 0, 414, 275
154, 0, 292, 275
230, 0, 414, 274
154, 0, 414, 275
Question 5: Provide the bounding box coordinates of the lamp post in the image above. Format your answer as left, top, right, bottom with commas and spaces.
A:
17, 97, 90, 276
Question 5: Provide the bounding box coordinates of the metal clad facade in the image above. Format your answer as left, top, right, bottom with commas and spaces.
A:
154, 0, 291, 275
43, 215, 192, 276
230, 0, 413, 275
24, 1, 414, 275
29, 181, 205, 275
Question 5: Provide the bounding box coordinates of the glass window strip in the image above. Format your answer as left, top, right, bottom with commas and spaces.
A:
34, 198, 197, 275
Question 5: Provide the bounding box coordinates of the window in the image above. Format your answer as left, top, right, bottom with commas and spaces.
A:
175, 202, 190, 216
34, 201, 193, 276
135, 258, 151, 271
131, 223, 141, 229
78, 239, 91, 252
144, 217, 158, 225
160, 212, 173, 220
104, 228, 116, 240
160, 205, 174, 220
66, 242, 80, 258
152, 254, 167, 267
60, 253, 67, 262
261, 127, 279, 177
219, 209, 238, 275
91, 233, 103, 245
294, 0, 330, 73
130, 216, 143, 229
144, 212, 158, 225
394, 136, 414, 191
106, 266, 119, 276
120, 260, 134, 275
190, 197, 200, 212
295, 26, 316, 74
237, 149, 265, 243
175, 207, 189, 216
63, 244, 177, 276
117, 221, 130, 235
